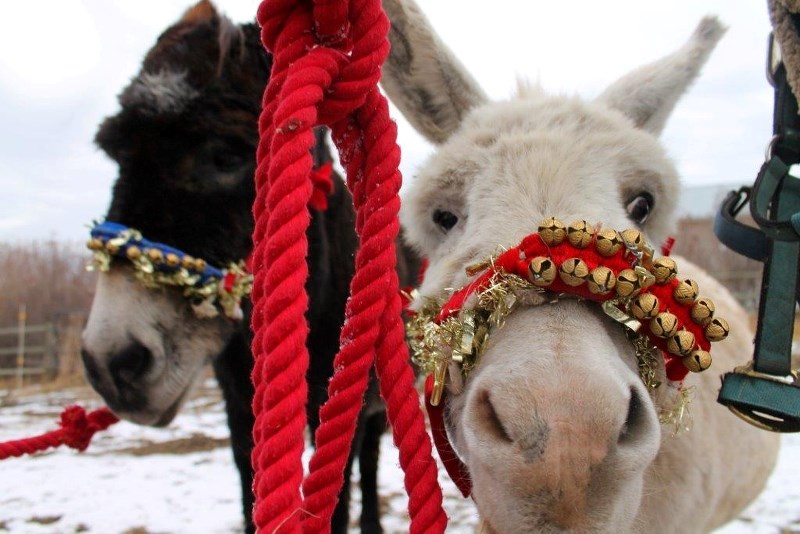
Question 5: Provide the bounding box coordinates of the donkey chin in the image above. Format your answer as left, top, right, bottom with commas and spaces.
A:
81, 268, 233, 427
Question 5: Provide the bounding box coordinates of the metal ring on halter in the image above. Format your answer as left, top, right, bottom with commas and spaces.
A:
765, 134, 782, 161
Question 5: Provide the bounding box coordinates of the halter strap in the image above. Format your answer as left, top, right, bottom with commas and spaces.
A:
714, 32, 800, 432
411, 220, 731, 495
87, 221, 252, 321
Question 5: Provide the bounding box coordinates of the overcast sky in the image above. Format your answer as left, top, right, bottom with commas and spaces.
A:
0, 1, 773, 243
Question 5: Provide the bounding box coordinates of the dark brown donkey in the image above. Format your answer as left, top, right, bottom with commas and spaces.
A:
81, 2, 413, 532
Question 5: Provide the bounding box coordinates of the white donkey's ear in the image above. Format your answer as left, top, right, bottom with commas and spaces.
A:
382, 0, 488, 144
597, 17, 726, 136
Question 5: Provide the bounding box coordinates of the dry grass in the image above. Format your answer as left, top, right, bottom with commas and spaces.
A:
111, 435, 231, 456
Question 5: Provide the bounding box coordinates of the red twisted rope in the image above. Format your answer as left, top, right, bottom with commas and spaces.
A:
251, 0, 446, 532
0, 405, 118, 460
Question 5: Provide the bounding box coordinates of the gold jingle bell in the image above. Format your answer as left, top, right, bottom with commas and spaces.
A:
666, 329, 696, 357
194, 258, 207, 272
620, 228, 645, 251
528, 256, 557, 287
631, 293, 660, 320
705, 317, 729, 342
616, 269, 641, 298
106, 241, 120, 255
595, 229, 623, 257
165, 253, 181, 268
126, 246, 142, 261
146, 248, 164, 264
181, 255, 196, 270
538, 217, 567, 246
690, 298, 715, 326
650, 312, 679, 338
567, 220, 593, 249
673, 279, 699, 305
587, 266, 616, 295
87, 238, 104, 251
559, 258, 590, 286
652, 257, 678, 284
682, 350, 712, 372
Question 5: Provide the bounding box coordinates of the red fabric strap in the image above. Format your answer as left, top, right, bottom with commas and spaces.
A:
425, 376, 472, 498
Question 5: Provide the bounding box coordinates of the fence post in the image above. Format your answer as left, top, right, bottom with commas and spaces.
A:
16, 303, 26, 390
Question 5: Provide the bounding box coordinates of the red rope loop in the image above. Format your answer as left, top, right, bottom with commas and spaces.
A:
0, 406, 118, 460
251, 0, 446, 532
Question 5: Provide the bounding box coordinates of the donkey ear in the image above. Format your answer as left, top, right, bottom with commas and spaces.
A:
382, 0, 488, 144
596, 17, 726, 136
180, 0, 218, 25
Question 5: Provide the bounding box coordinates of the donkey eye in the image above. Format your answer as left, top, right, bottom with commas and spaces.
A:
212, 151, 247, 172
625, 192, 654, 225
432, 209, 459, 232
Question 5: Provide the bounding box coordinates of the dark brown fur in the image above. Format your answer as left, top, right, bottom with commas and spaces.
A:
89, 2, 417, 531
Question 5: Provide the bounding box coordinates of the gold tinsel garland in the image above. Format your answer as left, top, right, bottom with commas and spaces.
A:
407, 218, 725, 431
87, 224, 252, 321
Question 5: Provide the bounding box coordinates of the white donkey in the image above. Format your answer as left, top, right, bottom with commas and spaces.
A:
382, 1, 780, 532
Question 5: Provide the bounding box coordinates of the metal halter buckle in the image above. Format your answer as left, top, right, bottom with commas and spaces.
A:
725, 361, 800, 432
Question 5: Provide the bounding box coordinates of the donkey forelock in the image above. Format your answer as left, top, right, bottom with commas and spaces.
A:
119, 2, 246, 116
120, 70, 199, 115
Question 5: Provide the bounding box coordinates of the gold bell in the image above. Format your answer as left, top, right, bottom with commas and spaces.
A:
650, 312, 678, 338
652, 257, 678, 284
673, 279, 699, 305
527, 256, 557, 287
595, 229, 623, 257
165, 253, 181, 268
567, 220, 593, 249
194, 258, 207, 272
126, 246, 142, 260
559, 258, 590, 286
690, 298, 715, 326
682, 350, 712, 372
705, 317, 729, 342
146, 248, 164, 264
181, 255, 196, 270
666, 330, 696, 357
538, 217, 567, 246
587, 266, 616, 295
631, 293, 660, 320
620, 228, 645, 251
87, 238, 104, 251
105, 241, 120, 255
615, 269, 641, 298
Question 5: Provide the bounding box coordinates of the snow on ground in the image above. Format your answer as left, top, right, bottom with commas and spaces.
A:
0, 380, 798, 533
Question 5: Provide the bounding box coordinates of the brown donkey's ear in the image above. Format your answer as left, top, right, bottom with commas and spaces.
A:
381, 0, 487, 144
179, 0, 218, 25
596, 17, 725, 136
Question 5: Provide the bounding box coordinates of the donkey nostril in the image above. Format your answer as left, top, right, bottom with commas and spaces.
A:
619, 387, 646, 444
477, 389, 514, 443
80, 348, 103, 384
109, 342, 153, 386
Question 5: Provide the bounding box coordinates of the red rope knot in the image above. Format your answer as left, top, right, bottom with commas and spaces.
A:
60, 406, 119, 452
312, 0, 352, 49
259, 0, 390, 127
250, 0, 447, 531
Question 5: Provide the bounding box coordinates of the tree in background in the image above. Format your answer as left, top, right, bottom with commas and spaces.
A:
0, 241, 96, 326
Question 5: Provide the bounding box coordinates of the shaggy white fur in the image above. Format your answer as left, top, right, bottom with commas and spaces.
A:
382, 1, 780, 532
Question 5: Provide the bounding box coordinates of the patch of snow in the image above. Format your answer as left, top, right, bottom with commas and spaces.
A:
1, 385, 798, 533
